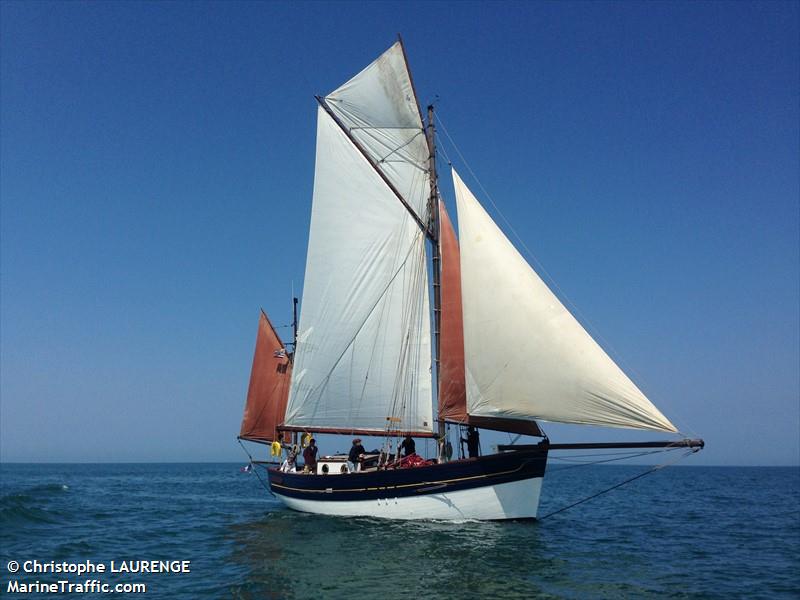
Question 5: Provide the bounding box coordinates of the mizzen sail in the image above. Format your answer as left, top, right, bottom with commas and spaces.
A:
453, 169, 677, 433
239, 310, 291, 443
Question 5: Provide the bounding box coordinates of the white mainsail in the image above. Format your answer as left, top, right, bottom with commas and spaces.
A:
453, 169, 677, 433
284, 43, 433, 435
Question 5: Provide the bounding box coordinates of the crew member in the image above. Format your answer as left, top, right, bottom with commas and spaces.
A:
302, 438, 318, 472
462, 426, 480, 458
399, 435, 416, 457
348, 438, 366, 471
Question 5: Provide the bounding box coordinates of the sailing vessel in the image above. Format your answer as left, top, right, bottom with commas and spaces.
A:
238, 40, 703, 520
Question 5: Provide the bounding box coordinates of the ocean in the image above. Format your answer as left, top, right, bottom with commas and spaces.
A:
1, 462, 797, 599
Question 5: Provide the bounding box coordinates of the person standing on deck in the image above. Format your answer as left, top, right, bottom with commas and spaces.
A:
348, 438, 366, 471
462, 426, 480, 458
302, 438, 318, 472
399, 435, 416, 457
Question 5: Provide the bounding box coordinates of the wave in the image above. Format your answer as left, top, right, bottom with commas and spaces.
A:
0, 483, 70, 527
21, 483, 70, 495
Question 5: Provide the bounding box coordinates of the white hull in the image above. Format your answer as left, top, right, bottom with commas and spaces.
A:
274, 475, 544, 520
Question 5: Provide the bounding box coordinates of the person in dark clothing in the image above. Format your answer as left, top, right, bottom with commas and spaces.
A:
302, 438, 318, 472
462, 426, 480, 458
399, 435, 416, 457
348, 438, 366, 469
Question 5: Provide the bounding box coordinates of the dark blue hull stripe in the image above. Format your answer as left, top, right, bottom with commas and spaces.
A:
267, 447, 548, 502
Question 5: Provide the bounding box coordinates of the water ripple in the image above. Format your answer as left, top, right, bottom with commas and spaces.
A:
0, 464, 797, 599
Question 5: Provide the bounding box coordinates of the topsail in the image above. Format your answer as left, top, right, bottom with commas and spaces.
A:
324, 41, 430, 222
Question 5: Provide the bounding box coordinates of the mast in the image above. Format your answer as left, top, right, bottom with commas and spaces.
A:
397, 35, 445, 444
426, 104, 444, 442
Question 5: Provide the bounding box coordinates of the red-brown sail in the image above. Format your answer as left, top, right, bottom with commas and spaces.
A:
438, 203, 543, 438
239, 310, 291, 443
438, 202, 469, 423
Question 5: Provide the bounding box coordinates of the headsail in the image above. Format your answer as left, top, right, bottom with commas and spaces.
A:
453, 169, 677, 433
284, 45, 434, 436
239, 310, 292, 443
438, 202, 467, 424
438, 202, 543, 437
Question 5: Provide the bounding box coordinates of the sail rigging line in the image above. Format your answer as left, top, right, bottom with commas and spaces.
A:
435, 133, 455, 168
394, 35, 444, 441
344, 124, 429, 172
436, 111, 635, 378
350, 227, 408, 426
237, 439, 274, 496
374, 129, 427, 167
549, 448, 682, 461
436, 111, 688, 435
383, 229, 429, 436
385, 232, 422, 429
316, 96, 430, 237
547, 447, 686, 471
356, 220, 427, 436
303, 227, 428, 423
386, 197, 426, 435
351, 164, 425, 424
396, 34, 428, 147
539, 448, 696, 520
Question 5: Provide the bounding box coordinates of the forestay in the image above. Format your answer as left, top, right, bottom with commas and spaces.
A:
453, 169, 677, 433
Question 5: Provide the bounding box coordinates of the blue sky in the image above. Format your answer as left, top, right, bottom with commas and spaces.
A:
1, 1, 797, 465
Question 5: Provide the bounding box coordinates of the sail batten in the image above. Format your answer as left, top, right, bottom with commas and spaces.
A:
453, 169, 677, 433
